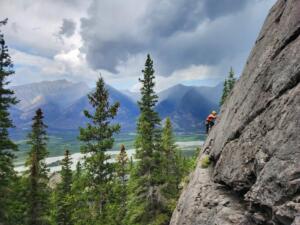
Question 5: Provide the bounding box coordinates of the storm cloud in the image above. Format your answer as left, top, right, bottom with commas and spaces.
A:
80, 0, 275, 76
59, 19, 76, 38
0, 0, 276, 90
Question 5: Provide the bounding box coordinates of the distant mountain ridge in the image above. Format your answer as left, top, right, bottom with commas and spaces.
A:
13, 79, 89, 110
53, 85, 139, 132
156, 84, 222, 131
10, 80, 222, 132
11, 80, 90, 127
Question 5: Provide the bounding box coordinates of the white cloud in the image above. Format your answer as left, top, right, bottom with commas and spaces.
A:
10, 48, 98, 86
0, 0, 90, 57
1, 0, 97, 86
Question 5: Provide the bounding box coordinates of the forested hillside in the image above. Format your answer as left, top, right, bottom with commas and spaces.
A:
0, 22, 199, 224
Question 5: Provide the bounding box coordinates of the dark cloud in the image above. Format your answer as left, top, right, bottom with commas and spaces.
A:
59, 19, 76, 38
80, 0, 275, 75
144, 0, 251, 37
203, 0, 251, 19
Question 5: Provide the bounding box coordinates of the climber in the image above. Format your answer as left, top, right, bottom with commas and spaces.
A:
205, 111, 217, 134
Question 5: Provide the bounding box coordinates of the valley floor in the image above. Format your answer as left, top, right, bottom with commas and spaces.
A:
13, 131, 206, 172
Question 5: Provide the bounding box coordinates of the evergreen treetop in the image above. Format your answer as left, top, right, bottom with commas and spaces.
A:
135, 54, 161, 160
220, 67, 236, 106
162, 117, 176, 155
79, 76, 120, 153
26, 108, 48, 166
227, 67, 236, 91
161, 118, 183, 212
59, 149, 72, 196
78, 76, 120, 222
220, 79, 228, 106
126, 54, 166, 225
56, 149, 73, 225
25, 108, 50, 225
116, 144, 129, 181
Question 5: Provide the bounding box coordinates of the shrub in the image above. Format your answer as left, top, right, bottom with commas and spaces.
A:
201, 155, 211, 168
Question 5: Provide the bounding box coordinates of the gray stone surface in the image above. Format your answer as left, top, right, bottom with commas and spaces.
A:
170, 0, 300, 224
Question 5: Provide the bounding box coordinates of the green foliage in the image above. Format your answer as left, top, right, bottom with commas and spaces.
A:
1, 50, 205, 225
25, 108, 51, 225
220, 79, 229, 106
162, 118, 176, 170
160, 118, 184, 213
227, 67, 236, 92
0, 19, 19, 223
115, 144, 129, 210
78, 76, 120, 223
4, 175, 28, 225
126, 54, 166, 225
177, 147, 201, 188
201, 155, 211, 168
104, 145, 129, 225
220, 67, 236, 106
70, 168, 92, 225
55, 149, 73, 225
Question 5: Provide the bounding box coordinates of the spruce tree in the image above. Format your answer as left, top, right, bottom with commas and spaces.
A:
161, 118, 181, 185
0, 18, 19, 223
56, 149, 73, 225
105, 144, 129, 225
70, 161, 91, 225
116, 144, 128, 208
220, 67, 236, 106
79, 76, 120, 223
220, 79, 228, 106
161, 118, 182, 213
75, 161, 82, 178
162, 118, 177, 177
227, 67, 236, 92
126, 54, 165, 225
114, 144, 129, 224
25, 108, 50, 225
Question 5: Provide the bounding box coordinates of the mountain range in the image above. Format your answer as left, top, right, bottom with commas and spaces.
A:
10, 80, 222, 132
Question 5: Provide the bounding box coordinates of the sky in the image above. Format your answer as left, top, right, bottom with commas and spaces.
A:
0, 0, 276, 92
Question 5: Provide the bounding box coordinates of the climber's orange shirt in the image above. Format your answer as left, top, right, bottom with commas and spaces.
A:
206, 114, 216, 122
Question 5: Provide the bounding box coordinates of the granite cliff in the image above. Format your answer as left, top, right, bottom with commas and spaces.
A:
170, 0, 300, 224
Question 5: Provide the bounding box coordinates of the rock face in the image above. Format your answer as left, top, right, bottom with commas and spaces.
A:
170, 0, 300, 224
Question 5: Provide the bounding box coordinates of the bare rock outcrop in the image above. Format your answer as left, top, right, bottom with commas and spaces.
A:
170, 0, 300, 224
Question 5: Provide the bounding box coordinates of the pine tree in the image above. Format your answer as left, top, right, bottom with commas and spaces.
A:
161, 118, 181, 188
114, 144, 129, 224
56, 149, 73, 225
79, 76, 120, 223
116, 144, 128, 208
227, 67, 236, 92
75, 161, 81, 176
6, 175, 27, 225
220, 67, 236, 106
220, 79, 228, 106
162, 118, 177, 177
25, 108, 50, 225
0, 18, 19, 223
161, 118, 183, 214
70, 161, 91, 225
126, 54, 165, 225
105, 144, 129, 225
